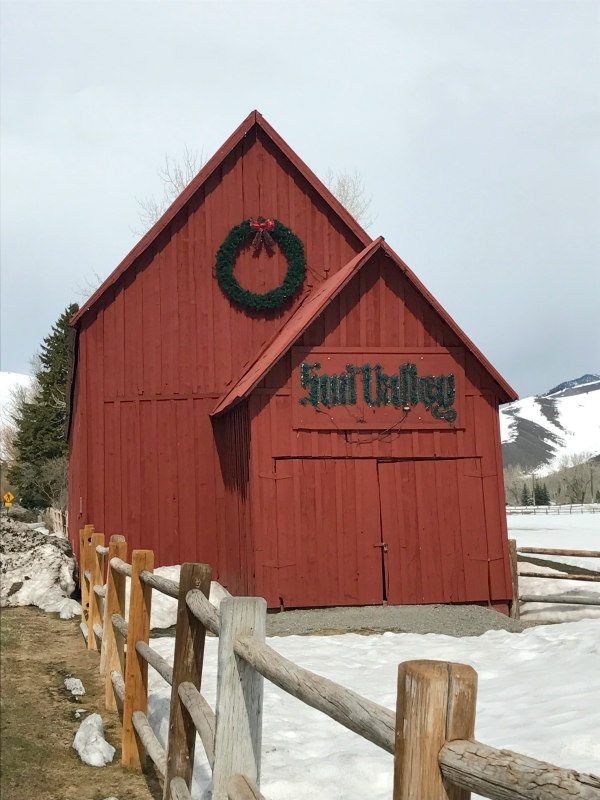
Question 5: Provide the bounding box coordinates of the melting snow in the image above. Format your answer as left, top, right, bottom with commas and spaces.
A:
0, 518, 81, 618
72, 713, 115, 767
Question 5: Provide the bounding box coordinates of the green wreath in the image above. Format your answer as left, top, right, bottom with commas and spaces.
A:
215, 218, 306, 312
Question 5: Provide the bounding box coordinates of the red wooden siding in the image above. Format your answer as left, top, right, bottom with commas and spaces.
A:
68, 126, 366, 575
246, 250, 512, 607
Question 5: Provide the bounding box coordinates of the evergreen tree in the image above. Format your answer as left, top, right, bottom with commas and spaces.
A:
534, 482, 550, 506
520, 483, 532, 506
8, 304, 78, 509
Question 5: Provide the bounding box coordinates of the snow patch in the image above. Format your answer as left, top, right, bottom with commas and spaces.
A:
72, 713, 115, 767
122, 565, 230, 630
0, 518, 81, 618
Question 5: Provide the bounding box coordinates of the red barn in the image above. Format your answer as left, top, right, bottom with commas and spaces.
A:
68, 111, 518, 611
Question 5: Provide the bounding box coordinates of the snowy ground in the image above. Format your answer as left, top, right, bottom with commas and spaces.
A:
146, 619, 600, 800
507, 514, 600, 622
0, 518, 81, 619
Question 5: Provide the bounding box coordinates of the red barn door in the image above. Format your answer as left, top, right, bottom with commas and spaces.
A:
271, 458, 384, 608
378, 458, 491, 604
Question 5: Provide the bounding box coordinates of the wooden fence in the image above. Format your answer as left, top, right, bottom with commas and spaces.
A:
506, 503, 600, 515
508, 538, 600, 619
78, 525, 600, 800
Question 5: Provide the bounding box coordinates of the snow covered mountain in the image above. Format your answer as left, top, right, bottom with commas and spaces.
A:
500, 374, 600, 474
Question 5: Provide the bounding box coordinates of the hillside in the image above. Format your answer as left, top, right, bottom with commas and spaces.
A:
500, 374, 600, 474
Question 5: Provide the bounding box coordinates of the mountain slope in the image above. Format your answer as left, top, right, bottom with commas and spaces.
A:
501, 374, 600, 474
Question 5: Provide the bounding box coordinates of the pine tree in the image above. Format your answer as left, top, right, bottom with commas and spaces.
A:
520, 483, 532, 506
8, 304, 78, 509
534, 482, 550, 506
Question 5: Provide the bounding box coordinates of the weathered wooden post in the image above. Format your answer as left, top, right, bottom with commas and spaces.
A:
163, 563, 212, 800
88, 531, 105, 650
508, 538, 520, 620
79, 524, 94, 629
122, 549, 154, 771
212, 597, 267, 800
100, 535, 127, 693
393, 660, 477, 800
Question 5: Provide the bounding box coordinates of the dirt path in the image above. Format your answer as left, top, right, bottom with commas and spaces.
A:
0, 606, 161, 800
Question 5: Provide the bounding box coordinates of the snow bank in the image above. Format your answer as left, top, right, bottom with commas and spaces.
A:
72, 713, 115, 767
0, 518, 81, 618
145, 619, 600, 799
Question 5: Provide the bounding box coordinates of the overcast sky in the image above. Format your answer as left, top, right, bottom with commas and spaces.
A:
1, 0, 598, 398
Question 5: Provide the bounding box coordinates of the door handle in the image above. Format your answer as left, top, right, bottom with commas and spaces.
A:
374, 543, 389, 552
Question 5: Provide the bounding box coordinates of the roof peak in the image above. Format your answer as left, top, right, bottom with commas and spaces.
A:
70, 110, 371, 326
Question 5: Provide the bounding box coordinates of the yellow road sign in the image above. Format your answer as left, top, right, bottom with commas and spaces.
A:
3, 491, 15, 504
4, 502, 12, 509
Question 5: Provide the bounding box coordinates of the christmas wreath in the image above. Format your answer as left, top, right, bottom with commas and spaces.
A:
215, 218, 306, 312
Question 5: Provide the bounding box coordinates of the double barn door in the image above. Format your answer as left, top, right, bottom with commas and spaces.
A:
270, 457, 490, 608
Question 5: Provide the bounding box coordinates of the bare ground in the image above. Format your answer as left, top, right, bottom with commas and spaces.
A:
0, 606, 162, 800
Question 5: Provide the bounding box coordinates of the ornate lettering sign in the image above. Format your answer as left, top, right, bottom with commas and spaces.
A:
291, 348, 465, 431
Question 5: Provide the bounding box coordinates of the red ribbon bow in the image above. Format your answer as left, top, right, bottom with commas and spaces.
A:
250, 218, 275, 255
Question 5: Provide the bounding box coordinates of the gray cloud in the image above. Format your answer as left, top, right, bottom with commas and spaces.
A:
1, 0, 598, 397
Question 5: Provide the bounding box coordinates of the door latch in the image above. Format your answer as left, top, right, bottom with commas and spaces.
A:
374, 542, 389, 552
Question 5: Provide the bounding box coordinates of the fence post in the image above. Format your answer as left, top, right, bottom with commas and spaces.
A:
88, 531, 105, 650
393, 660, 477, 800
212, 597, 266, 800
100, 535, 127, 688
79, 524, 94, 628
508, 538, 520, 620
163, 563, 212, 800
122, 549, 154, 771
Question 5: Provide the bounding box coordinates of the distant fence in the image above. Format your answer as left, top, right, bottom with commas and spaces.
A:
506, 503, 600, 515
77, 524, 600, 800
508, 539, 600, 619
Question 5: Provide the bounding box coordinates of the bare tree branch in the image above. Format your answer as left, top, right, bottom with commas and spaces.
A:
325, 169, 374, 228
134, 145, 205, 234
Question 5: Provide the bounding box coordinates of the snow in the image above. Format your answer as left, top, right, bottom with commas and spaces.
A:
499, 409, 517, 444
500, 387, 600, 473
64, 676, 86, 697
507, 513, 600, 622
72, 713, 115, 767
0, 518, 81, 619
144, 619, 600, 799
123, 565, 230, 630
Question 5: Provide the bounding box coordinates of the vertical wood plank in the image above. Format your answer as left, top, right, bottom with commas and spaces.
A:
444, 663, 478, 800
122, 549, 154, 771
212, 597, 266, 800
88, 531, 105, 650
508, 539, 520, 620
79, 525, 93, 625
164, 562, 212, 799
393, 660, 477, 800
101, 536, 127, 700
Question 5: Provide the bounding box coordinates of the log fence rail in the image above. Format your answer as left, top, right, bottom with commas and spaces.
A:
77, 526, 600, 800
508, 538, 600, 619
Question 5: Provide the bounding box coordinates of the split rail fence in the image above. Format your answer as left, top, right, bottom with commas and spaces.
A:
506, 503, 600, 515
508, 538, 600, 619
78, 524, 600, 800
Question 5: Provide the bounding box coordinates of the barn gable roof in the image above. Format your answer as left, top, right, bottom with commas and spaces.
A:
211, 238, 518, 416
70, 110, 371, 327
